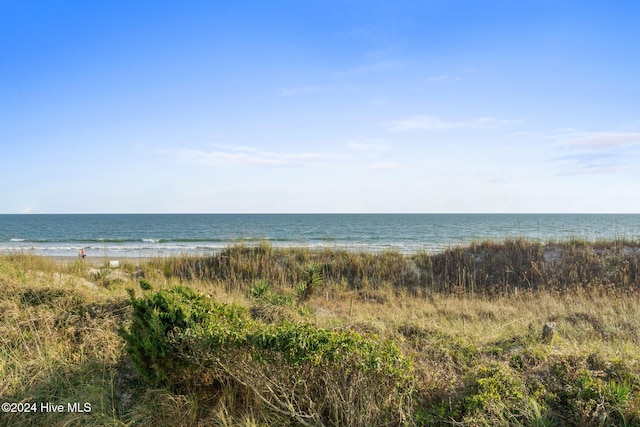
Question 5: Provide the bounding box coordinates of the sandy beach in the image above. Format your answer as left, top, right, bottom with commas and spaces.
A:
45, 255, 159, 265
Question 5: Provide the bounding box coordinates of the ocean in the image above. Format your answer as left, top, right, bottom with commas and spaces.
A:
1, 214, 639, 258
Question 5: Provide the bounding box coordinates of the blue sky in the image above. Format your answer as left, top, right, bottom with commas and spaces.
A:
2, 0, 639, 213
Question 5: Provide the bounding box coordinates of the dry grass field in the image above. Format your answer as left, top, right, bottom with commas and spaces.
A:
2, 240, 640, 426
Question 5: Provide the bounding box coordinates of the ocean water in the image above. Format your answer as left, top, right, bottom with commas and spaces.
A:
1, 214, 639, 258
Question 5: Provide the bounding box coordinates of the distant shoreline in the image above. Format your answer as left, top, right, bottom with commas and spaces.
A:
6, 237, 640, 271
25, 255, 159, 265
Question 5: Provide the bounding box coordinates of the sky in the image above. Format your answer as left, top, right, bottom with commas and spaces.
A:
1, 0, 640, 213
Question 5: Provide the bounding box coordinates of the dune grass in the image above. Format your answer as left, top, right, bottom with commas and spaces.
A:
1, 240, 640, 426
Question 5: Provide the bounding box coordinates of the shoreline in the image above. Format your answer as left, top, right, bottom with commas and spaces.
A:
59, 256, 160, 265
3, 236, 640, 260
2, 254, 161, 265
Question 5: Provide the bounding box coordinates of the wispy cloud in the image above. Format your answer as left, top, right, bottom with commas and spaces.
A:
168, 145, 340, 167
385, 115, 522, 132
337, 61, 402, 77
20, 206, 34, 214
550, 132, 640, 175
565, 132, 640, 149
277, 85, 324, 97
550, 150, 623, 175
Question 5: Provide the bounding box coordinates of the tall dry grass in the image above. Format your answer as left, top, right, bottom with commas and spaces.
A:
154, 238, 640, 295
1, 239, 640, 425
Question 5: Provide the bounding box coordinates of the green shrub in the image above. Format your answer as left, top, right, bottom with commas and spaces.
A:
120, 286, 414, 426
139, 278, 152, 291
463, 364, 529, 423
541, 357, 640, 426
297, 262, 323, 302
118, 285, 250, 388
247, 279, 295, 307
248, 279, 270, 298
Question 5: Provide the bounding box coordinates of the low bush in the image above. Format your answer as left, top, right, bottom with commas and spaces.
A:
120, 286, 414, 426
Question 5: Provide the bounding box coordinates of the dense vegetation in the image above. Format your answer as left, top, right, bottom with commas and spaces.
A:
121, 285, 413, 426
154, 238, 640, 295
2, 239, 640, 426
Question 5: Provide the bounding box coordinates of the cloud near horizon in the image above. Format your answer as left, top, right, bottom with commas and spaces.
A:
550, 131, 640, 175
385, 115, 522, 132
558, 164, 624, 176
167, 146, 341, 167
565, 132, 640, 149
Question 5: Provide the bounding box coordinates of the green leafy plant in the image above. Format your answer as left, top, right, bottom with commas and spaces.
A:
462, 364, 530, 425
297, 262, 323, 302
248, 279, 270, 298
120, 285, 414, 425
139, 278, 152, 291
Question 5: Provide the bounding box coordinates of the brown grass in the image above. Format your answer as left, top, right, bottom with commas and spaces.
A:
2, 240, 640, 425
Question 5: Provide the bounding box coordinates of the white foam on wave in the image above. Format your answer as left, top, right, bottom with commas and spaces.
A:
10, 238, 25, 242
